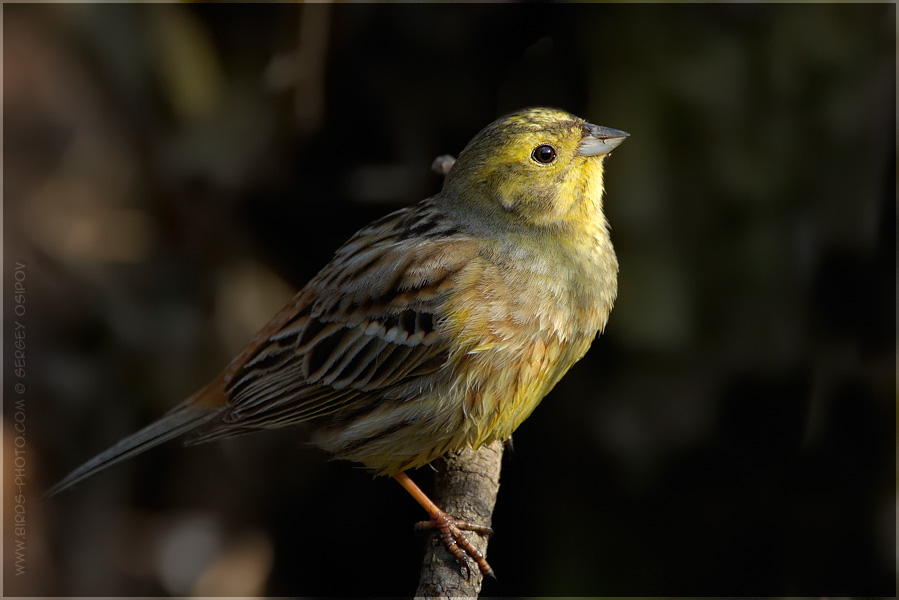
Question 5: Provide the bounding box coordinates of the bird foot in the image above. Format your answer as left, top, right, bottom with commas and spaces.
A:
414, 511, 495, 578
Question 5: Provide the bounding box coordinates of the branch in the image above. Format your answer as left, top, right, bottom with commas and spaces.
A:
414, 439, 504, 598
414, 154, 501, 598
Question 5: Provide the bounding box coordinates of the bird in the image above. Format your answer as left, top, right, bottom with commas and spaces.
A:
45, 107, 628, 578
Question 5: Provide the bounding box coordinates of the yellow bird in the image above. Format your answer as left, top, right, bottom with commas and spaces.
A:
46, 108, 628, 577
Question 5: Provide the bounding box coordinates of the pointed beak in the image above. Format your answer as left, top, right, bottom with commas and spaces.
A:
577, 123, 629, 157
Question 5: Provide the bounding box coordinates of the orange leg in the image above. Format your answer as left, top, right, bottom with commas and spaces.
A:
392, 472, 495, 578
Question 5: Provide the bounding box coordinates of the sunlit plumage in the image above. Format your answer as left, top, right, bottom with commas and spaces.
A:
47, 107, 628, 577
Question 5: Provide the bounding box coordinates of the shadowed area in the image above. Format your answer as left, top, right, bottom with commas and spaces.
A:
4, 3, 894, 596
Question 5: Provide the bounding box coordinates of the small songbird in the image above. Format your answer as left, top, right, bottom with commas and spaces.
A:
46, 108, 628, 577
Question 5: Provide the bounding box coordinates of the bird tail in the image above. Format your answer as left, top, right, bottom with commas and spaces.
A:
43, 401, 222, 499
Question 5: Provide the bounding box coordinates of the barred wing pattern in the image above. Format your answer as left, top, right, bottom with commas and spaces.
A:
191, 200, 478, 449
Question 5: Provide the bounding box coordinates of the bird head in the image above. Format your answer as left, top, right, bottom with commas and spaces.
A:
441, 108, 628, 234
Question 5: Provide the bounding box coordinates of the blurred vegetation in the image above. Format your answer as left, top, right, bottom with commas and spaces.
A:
4, 3, 894, 596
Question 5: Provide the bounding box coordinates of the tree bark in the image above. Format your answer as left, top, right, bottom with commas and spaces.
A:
414, 439, 504, 599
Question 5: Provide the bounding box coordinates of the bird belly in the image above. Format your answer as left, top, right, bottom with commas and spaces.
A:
453, 330, 592, 448
308, 333, 579, 475
310, 250, 606, 475
308, 373, 471, 475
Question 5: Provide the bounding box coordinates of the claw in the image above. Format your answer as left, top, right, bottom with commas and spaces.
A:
393, 472, 495, 578
415, 511, 495, 578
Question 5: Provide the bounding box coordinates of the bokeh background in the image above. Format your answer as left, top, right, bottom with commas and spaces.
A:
4, 3, 894, 596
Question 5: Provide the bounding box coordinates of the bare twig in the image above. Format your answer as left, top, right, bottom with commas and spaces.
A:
264, 3, 330, 131
414, 439, 503, 599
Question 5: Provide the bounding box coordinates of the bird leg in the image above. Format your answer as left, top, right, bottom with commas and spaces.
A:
392, 471, 495, 578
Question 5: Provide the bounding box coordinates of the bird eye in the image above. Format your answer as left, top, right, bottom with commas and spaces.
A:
532, 144, 557, 164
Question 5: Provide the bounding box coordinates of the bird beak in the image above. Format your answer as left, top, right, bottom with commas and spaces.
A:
577, 123, 630, 157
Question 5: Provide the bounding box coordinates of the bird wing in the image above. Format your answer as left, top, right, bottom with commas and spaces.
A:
190, 201, 480, 440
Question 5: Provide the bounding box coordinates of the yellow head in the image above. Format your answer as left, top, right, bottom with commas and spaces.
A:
440, 108, 628, 235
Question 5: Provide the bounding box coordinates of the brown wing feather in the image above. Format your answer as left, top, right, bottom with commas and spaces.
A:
190, 200, 477, 440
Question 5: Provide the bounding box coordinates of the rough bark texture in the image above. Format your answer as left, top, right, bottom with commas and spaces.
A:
414, 439, 504, 599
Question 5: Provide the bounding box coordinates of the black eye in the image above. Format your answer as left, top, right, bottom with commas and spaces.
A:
532, 144, 557, 164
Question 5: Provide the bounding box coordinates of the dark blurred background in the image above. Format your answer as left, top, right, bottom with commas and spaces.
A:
3, 3, 894, 596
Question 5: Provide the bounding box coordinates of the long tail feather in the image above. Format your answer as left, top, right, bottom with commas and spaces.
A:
44, 403, 221, 499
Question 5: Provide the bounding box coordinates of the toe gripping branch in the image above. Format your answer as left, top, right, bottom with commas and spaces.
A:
394, 471, 495, 578
414, 511, 495, 578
